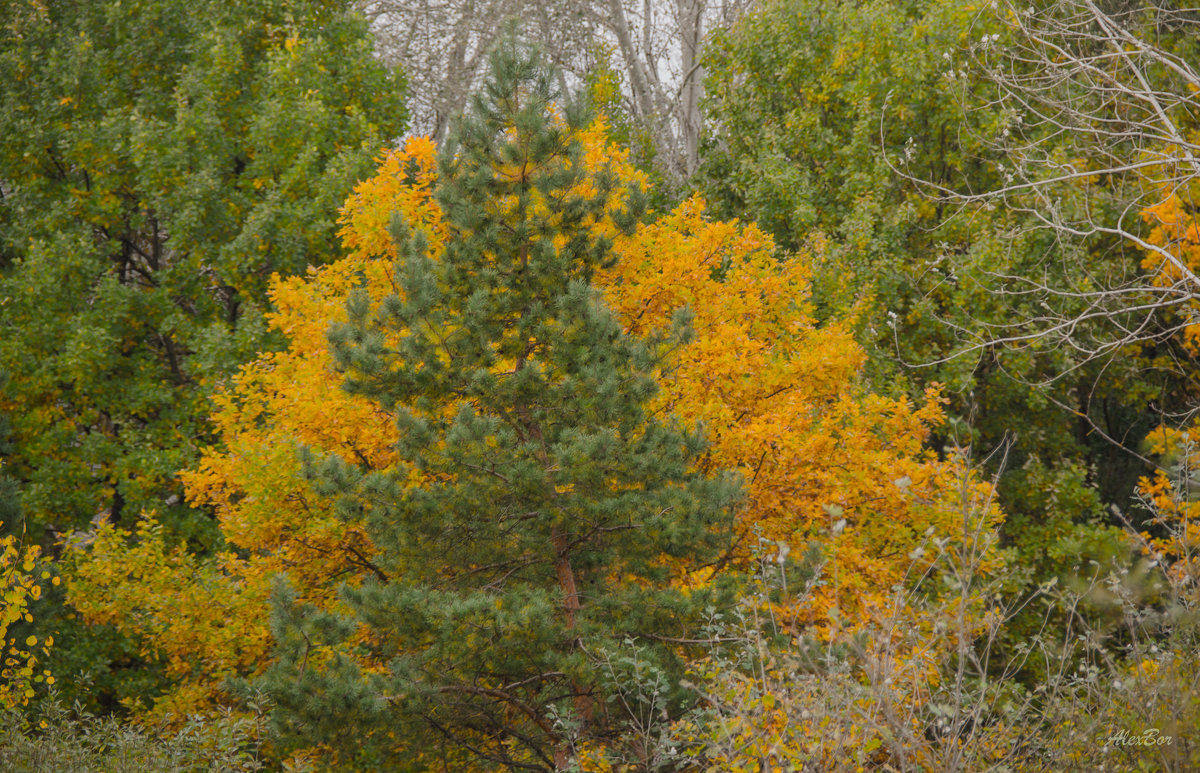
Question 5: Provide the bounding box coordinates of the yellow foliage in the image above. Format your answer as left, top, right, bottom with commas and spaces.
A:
67, 516, 272, 720
0, 523, 52, 709
601, 196, 1002, 632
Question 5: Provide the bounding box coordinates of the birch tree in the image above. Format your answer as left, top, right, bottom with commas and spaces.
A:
360, 0, 752, 187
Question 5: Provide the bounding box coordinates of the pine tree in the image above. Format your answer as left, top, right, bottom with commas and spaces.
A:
257, 42, 742, 770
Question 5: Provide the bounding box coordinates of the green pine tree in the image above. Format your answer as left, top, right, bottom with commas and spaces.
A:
257, 41, 742, 771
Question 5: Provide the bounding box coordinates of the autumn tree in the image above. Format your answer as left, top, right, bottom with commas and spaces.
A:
0, 0, 407, 545
66, 139, 449, 727
66, 81, 1005, 749
700, 0, 1149, 613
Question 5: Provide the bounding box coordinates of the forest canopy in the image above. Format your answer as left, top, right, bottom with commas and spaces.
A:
1, 0, 1198, 770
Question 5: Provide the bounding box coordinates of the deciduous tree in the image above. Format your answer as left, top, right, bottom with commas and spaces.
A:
362, 0, 749, 188
0, 0, 407, 544
906, 0, 1200, 367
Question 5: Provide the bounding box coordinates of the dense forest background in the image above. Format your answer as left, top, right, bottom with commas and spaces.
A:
1, 0, 1198, 769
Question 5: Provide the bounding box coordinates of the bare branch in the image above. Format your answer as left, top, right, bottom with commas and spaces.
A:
888, 0, 1200, 380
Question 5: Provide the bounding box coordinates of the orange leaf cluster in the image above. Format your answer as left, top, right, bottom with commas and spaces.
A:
1140, 191, 1200, 353
1136, 426, 1200, 589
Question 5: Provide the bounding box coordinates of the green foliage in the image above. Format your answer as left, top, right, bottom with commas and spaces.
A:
702, 0, 1013, 401
255, 42, 742, 770
0, 373, 21, 529
998, 458, 1125, 585
701, 0, 994, 286
0, 0, 406, 721
699, 0, 1166, 605
0, 0, 407, 543
0, 696, 268, 773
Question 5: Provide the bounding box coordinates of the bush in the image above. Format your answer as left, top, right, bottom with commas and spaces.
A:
0, 697, 268, 773
647, 453, 1200, 772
